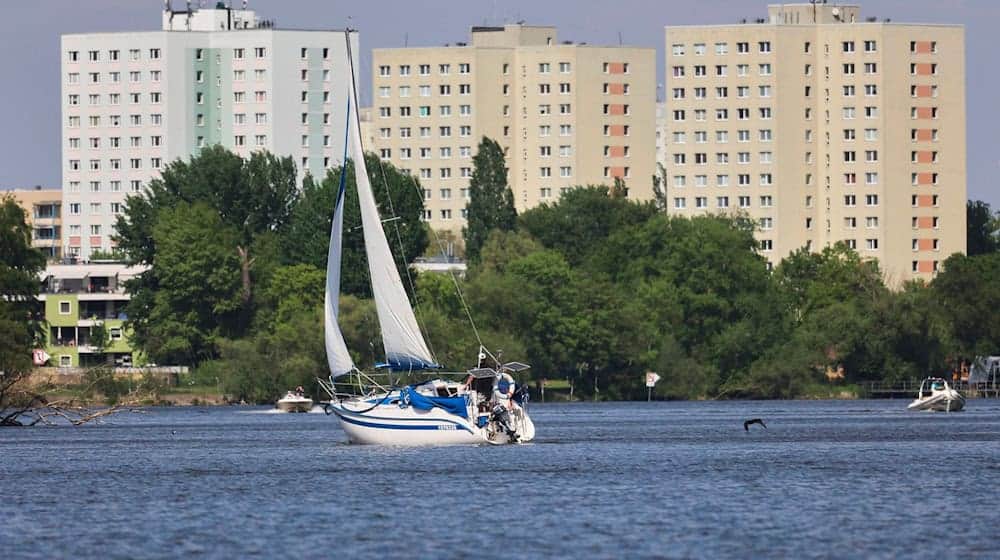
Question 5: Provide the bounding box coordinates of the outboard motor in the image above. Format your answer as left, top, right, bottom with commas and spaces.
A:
491, 404, 518, 442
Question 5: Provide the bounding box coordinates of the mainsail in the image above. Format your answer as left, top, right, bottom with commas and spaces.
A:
324, 102, 356, 378
345, 45, 439, 371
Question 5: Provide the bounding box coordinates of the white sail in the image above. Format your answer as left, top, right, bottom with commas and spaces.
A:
346, 67, 439, 370
324, 104, 355, 378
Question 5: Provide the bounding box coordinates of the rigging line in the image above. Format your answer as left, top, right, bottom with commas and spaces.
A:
402, 172, 486, 351
343, 30, 439, 364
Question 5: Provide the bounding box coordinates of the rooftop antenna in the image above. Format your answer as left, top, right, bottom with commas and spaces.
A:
242, 0, 248, 8
164, 0, 171, 11
618, 30, 623, 46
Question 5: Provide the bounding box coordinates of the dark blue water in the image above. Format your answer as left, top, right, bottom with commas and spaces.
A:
2, 400, 998, 559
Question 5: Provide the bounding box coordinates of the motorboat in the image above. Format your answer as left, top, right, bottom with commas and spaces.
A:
907, 377, 965, 412
276, 388, 313, 413
317, 34, 536, 445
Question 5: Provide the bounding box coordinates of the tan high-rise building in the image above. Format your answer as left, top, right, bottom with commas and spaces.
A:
6, 186, 63, 260
371, 25, 656, 234
663, 3, 966, 284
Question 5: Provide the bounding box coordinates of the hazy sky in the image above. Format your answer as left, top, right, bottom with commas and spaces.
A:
0, 0, 996, 206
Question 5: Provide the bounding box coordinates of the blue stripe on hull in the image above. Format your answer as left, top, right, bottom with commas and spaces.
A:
331, 407, 474, 434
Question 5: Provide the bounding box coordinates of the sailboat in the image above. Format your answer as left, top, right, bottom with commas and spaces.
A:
318, 33, 535, 445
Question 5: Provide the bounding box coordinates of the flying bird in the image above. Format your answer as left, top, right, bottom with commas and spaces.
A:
743, 418, 767, 431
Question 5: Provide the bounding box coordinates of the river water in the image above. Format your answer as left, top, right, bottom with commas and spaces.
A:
2, 399, 998, 559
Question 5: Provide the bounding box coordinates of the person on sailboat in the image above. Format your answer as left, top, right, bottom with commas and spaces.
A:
493, 372, 516, 409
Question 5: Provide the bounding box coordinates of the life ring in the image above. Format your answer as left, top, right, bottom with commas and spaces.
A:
493, 372, 515, 402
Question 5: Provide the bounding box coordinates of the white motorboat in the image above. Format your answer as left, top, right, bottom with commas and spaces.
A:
276, 389, 313, 413
907, 377, 965, 412
317, 34, 535, 445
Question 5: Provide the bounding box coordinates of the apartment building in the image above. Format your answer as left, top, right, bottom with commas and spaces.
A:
371, 25, 656, 233
40, 263, 144, 368
61, 2, 358, 259
663, 3, 966, 283
6, 186, 62, 260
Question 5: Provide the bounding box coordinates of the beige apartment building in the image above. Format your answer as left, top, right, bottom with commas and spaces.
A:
371, 25, 656, 234
6, 186, 63, 260
664, 3, 966, 283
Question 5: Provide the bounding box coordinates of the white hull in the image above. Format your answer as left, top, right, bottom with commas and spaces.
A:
908, 391, 965, 412
329, 399, 535, 446
276, 396, 313, 413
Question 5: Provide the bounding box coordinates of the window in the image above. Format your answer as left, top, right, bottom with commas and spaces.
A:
459, 63, 470, 74
758, 41, 771, 53
864, 40, 877, 53
842, 41, 855, 53
759, 63, 772, 76
672, 44, 685, 56
694, 43, 706, 55
737, 42, 749, 54
149, 48, 161, 59
864, 62, 877, 75
866, 239, 879, 251
866, 194, 879, 206
865, 106, 878, 119
844, 195, 857, 207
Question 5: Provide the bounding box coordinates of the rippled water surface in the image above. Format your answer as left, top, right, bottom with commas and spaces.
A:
2, 400, 999, 559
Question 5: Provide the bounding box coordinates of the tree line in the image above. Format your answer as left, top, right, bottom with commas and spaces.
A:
4, 137, 999, 406
112, 141, 1000, 401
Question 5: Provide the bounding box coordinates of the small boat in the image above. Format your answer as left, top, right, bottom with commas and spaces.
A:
907, 377, 965, 412
276, 387, 313, 413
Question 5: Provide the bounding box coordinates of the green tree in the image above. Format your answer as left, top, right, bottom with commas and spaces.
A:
114, 146, 299, 364
967, 200, 1000, 255
280, 155, 428, 298
463, 137, 517, 263
135, 202, 243, 364
519, 186, 657, 267
932, 252, 1000, 356
0, 195, 47, 425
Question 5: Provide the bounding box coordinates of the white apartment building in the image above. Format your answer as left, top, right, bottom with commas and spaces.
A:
61, 2, 358, 259
371, 25, 656, 233
664, 3, 966, 283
